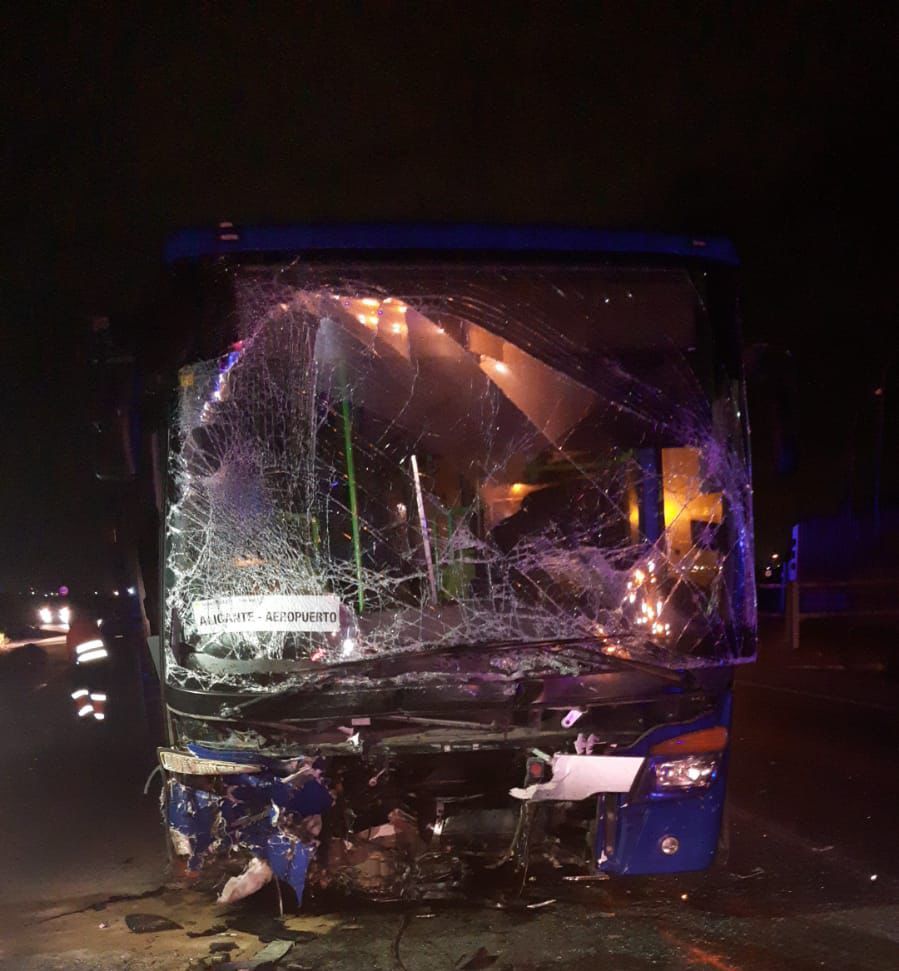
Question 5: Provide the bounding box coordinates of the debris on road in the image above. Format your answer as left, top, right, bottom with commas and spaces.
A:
188, 955, 232, 969
187, 923, 230, 938
526, 898, 556, 910
244, 938, 295, 967
457, 946, 499, 969
209, 941, 239, 953
218, 858, 274, 905
125, 912, 184, 933
733, 866, 766, 880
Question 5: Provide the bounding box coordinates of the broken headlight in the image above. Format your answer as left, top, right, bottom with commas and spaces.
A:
652, 753, 719, 790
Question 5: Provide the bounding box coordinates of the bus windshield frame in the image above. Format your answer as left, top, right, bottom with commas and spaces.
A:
161, 258, 755, 696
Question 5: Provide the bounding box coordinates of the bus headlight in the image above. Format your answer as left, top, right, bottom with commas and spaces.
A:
653, 754, 719, 790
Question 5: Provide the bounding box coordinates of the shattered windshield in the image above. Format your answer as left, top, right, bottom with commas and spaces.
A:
165, 263, 755, 691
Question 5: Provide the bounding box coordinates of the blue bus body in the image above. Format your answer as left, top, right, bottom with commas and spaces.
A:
152, 225, 752, 903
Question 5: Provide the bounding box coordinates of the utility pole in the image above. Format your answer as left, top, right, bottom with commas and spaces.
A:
785, 523, 800, 650
873, 381, 885, 534
872, 350, 895, 536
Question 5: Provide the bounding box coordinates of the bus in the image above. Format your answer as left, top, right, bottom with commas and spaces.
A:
127, 225, 755, 906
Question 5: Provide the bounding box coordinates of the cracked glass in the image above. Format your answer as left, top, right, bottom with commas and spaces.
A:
164, 263, 755, 693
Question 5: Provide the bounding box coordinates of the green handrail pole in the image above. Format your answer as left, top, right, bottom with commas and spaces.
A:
339, 369, 365, 613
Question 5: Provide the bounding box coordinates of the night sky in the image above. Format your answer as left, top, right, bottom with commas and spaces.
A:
1, 4, 895, 592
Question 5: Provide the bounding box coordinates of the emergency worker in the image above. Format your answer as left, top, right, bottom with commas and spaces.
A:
66, 604, 110, 722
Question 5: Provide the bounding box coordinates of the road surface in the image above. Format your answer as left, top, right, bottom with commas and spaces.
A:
0, 626, 896, 970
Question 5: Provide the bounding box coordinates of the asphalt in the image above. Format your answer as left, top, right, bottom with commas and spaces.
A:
0, 621, 896, 970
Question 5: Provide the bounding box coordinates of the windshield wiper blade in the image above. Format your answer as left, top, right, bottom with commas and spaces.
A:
381, 713, 500, 731
575, 648, 690, 685
227, 636, 689, 716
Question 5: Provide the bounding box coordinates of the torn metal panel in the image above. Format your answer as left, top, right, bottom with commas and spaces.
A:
165, 752, 332, 904
159, 748, 262, 775
510, 754, 644, 802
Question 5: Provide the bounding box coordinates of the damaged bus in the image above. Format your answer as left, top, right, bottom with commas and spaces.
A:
145, 225, 755, 906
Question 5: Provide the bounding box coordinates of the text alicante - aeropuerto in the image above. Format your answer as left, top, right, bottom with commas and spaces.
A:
191, 594, 341, 634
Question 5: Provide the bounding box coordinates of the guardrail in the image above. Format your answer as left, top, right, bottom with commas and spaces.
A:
758, 578, 899, 648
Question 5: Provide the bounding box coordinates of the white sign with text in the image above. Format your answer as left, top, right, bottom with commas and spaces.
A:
192, 595, 341, 634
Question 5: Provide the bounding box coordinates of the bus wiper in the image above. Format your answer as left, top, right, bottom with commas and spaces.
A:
561, 643, 691, 686
380, 713, 500, 731
227, 636, 688, 716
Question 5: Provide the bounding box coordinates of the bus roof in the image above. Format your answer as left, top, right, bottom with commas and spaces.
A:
164, 224, 739, 267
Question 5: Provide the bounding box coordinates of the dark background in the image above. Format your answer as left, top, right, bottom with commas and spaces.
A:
1, 3, 895, 592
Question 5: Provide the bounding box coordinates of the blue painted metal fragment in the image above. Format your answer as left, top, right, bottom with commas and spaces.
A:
165, 754, 332, 901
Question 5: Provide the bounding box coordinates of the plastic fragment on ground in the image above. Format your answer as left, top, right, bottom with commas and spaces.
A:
218, 858, 273, 904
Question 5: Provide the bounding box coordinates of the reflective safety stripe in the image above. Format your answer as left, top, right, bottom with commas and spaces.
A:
90, 692, 107, 701
94, 712, 106, 721
76, 639, 104, 654
71, 688, 89, 700
77, 704, 94, 717
77, 648, 108, 663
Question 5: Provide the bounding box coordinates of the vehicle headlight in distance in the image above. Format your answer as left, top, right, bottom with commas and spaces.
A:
653, 754, 719, 789
38, 607, 53, 625
59, 606, 71, 625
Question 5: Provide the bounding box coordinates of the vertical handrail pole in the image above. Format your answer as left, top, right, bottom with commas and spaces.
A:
411, 454, 438, 603
339, 368, 365, 613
